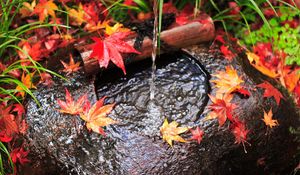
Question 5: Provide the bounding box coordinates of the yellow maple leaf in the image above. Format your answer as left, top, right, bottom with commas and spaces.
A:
60, 54, 81, 75
34, 0, 58, 22
246, 52, 278, 78
65, 3, 85, 26
211, 66, 244, 95
262, 109, 279, 128
160, 119, 188, 146
80, 97, 117, 135
105, 22, 130, 36
19, 0, 36, 18
15, 72, 36, 97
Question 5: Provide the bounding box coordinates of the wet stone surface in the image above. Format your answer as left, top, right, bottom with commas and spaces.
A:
25, 52, 210, 175
96, 52, 209, 137
25, 47, 299, 175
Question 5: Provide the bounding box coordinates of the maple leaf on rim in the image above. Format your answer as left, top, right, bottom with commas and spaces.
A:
257, 81, 283, 105
262, 109, 279, 128
206, 94, 237, 127
89, 32, 141, 75
79, 97, 117, 136
57, 88, 87, 115
230, 119, 250, 153
211, 66, 248, 96
160, 119, 188, 146
190, 126, 204, 144
60, 54, 81, 75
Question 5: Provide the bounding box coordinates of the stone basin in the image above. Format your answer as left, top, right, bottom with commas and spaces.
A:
24, 44, 299, 175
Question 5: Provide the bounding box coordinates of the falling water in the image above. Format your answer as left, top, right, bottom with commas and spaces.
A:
149, 0, 159, 100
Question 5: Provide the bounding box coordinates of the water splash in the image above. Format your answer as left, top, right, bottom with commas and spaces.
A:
150, 0, 159, 100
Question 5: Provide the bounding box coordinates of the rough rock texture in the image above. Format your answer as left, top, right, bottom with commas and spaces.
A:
24, 45, 299, 175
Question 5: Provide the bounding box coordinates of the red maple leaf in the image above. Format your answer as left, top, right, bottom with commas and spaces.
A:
207, 94, 237, 126
90, 32, 140, 75
57, 88, 87, 115
220, 45, 235, 61
257, 81, 284, 105
190, 126, 204, 144
10, 147, 30, 165
230, 119, 249, 153
0, 105, 18, 136
0, 131, 12, 143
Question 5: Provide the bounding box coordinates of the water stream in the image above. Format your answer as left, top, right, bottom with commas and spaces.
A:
149, 0, 159, 100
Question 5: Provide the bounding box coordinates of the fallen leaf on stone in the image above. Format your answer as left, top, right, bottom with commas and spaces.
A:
80, 97, 117, 136
160, 119, 188, 146
262, 109, 279, 128
257, 81, 283, 105
60, 54, 81, 75
57, 88, 87, 115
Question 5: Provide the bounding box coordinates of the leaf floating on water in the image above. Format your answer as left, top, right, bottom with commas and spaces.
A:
80, 97, 117, 136
160, 119, 188, 146
57, 88, 87, 115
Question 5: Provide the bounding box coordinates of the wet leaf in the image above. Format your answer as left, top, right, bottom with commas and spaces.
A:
230, 119, 249, 152
262, 109, 279, 128
220, 45, 235, 61
0, 105, 18, 136
10, 147, 30, 165
211, 66, 245, 95
19, 0, 36, 18
80, 97, 117, 136
57, 88, 87, 115
207, 94, 237, 126
190, 126, 204, 144
160, 119, 188, 146
34, 0, 58, 22
105, 22, 130, 36
60, 54, 81, 75
257, 81, 283, 105
246, 52, 278, 78
90, 32, 141, 75
15, 72, 36, 98
65, 3, 85, 26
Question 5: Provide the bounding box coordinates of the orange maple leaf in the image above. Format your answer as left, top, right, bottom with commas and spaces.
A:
57, 88, 87, 115
278, 65, 300, 92
206, 94, 237, 126
262, 109, 279, 128
15, 72, 36, 98
257, 81, 283, 105
246, 52, 278, 78
160, 119, 188, 146
79, 97, 117, 136
211, 66, 246, 95
60, 54, 81, 75
34, 0, 58, 22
